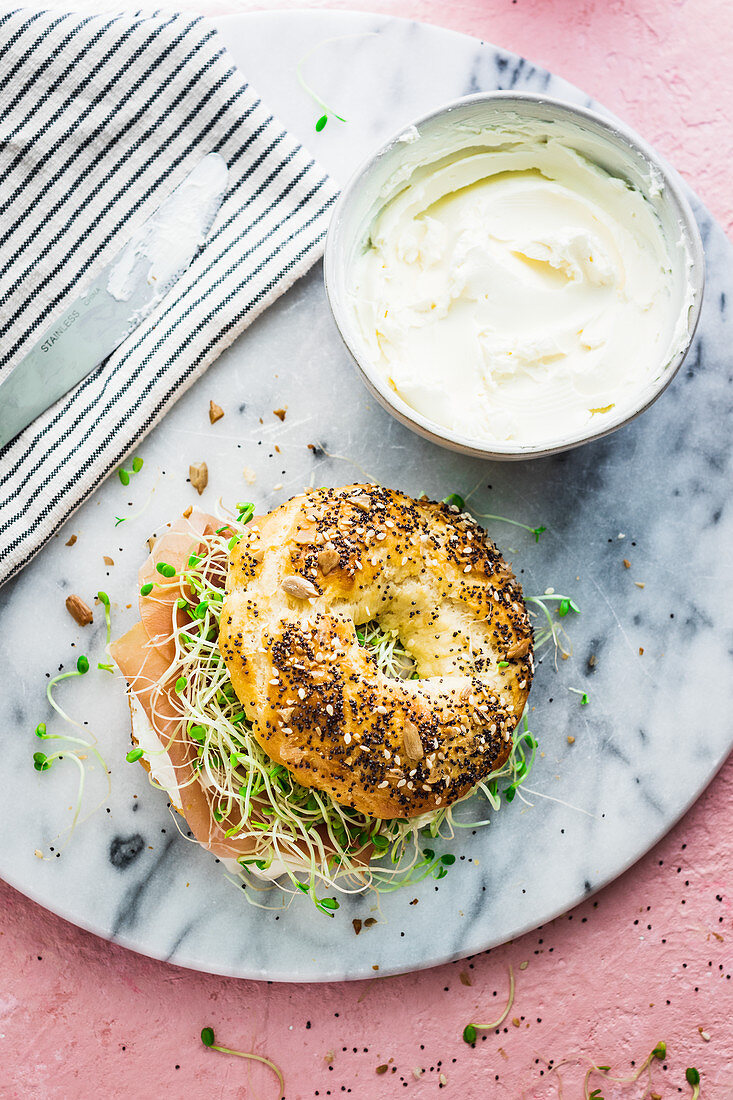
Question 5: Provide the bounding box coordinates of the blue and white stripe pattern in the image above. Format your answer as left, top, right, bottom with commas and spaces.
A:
0, 9, 337, 585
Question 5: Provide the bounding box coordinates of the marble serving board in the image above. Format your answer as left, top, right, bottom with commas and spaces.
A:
1, 11, 731, 983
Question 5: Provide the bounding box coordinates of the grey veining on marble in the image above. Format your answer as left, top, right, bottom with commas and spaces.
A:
0, 11, 731, 983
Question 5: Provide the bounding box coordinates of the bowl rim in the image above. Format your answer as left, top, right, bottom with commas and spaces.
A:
323, 90, 706, 461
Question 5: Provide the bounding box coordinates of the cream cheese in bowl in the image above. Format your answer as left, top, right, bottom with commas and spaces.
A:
325, 95, 703, 458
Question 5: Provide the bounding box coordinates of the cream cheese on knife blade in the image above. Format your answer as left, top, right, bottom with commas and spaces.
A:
351, 122, 694, 445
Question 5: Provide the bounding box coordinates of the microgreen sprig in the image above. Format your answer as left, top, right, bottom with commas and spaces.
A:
582, 1042, 667, 1099
117, 456, 143, 486
236, 501, 255, 525
97, 590, 113, 658
568, 687, 589, 705
686, 1067, 700, 1098
33, 657, 112, 845
443, 493, 547, 542
296, 38, 354, 132
463, 965, 515, 1043
356, 620, 417, 680
200, 1027, 284, 1099
37, 678, 108, 774
525, 594, 580, 663
45, 656, 92, 731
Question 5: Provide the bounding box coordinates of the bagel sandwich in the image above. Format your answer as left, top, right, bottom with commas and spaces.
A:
111, 485, 535, 910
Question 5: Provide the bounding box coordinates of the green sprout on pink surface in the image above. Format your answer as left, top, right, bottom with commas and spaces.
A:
687, 1067, 701, 1098
200, 1027, 284, 1099
581, 1042, 667, 1099
462, 965, 516, 1044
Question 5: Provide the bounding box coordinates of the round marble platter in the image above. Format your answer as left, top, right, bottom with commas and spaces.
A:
1, 11, 731, 984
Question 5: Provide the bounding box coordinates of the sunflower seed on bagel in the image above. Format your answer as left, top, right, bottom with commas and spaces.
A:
219, 484, 533, 820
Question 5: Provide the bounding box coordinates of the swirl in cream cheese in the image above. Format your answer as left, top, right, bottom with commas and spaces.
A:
351, 126, 693, 446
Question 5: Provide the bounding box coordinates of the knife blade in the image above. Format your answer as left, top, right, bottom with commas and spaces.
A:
0, 152, 229, 450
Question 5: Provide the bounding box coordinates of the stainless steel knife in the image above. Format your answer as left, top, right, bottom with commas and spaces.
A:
0, 153, 229, 450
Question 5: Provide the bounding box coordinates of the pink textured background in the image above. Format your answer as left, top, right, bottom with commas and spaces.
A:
3, 3, 732, 1097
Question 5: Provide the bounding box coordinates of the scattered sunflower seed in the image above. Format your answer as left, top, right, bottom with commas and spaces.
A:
281, 575, 319, 599
402, 719, 424, 761
189, 462, 208, 495
65, 594, 93, 626
317, 548, 340, 575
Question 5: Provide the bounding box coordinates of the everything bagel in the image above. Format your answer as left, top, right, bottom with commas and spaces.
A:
220, 484, 534, 820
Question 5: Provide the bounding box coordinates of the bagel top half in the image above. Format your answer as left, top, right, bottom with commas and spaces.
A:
220, 484, 533, 820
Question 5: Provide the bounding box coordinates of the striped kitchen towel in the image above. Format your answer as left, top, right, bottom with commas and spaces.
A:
0, 8, 337, 586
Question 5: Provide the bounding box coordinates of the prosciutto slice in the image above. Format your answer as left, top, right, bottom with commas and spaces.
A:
110, 511, 259, 861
